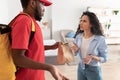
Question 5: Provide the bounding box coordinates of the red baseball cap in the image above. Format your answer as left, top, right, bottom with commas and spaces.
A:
40, 0, 52, 6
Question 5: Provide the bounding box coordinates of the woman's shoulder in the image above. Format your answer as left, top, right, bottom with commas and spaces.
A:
76, 33, 82, 37
95, 35, 105, 38
75, 33, 83, 39
94, 35, 106, 41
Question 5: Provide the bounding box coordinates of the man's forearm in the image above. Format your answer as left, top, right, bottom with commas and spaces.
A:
12, 49, 52, 71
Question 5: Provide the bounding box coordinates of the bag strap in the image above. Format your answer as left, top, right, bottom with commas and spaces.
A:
9, 13, 35, 44
0, 24, 11, 34
29, 20, 35, 44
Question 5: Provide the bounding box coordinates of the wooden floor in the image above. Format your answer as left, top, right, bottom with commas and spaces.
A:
45, 45, 120, 80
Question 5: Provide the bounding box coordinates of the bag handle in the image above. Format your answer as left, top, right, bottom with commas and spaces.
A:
9, 12, 35, 32
9, 12, 35, 44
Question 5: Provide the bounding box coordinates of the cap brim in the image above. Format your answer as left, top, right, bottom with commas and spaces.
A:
40, 0, 52, 6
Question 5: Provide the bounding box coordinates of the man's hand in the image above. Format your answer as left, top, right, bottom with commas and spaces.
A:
52, 42, 60, 49
49, 65, 69, 80
45, 42, 61, 50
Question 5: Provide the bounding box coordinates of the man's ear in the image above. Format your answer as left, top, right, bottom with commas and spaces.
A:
32, 1, 35, 6
30, 0, 36, 8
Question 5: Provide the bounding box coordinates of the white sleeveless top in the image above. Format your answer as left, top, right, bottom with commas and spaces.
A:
80, 36, 94, 58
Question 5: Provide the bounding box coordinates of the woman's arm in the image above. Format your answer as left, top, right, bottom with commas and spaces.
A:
97, 37, 108, 63
84, 37, 108, 64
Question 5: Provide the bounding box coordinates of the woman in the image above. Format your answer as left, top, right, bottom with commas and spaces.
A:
74, 11, 108, 80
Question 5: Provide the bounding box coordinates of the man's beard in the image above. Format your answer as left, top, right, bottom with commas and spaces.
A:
34, 7, 42, 21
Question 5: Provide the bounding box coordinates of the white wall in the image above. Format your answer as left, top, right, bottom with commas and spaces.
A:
51, 0, 120, 41
52, 0, 83, 41
0, 0, 120, 41
0, 0, 51, 39
0, 0, 21, 24
8, 0, 22, 23
39, 6, 52, 40
0, 0, 8, 24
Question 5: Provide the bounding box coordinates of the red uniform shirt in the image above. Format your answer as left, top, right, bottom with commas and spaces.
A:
12, 13, 45, 80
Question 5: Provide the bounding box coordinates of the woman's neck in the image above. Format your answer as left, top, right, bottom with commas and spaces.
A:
83, 31, 93, 39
